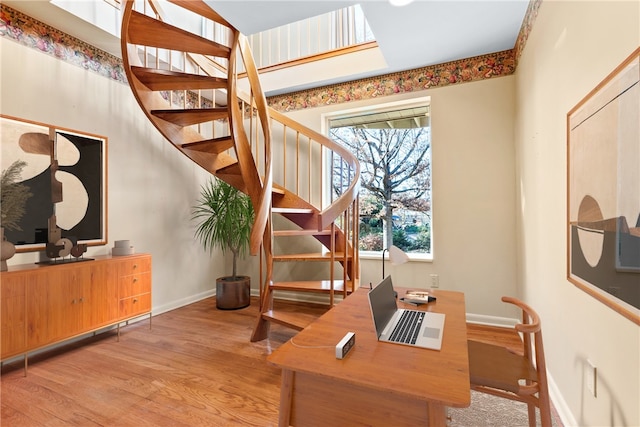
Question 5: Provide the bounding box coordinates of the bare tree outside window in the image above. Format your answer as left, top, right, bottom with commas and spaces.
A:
329, 105, 431, 255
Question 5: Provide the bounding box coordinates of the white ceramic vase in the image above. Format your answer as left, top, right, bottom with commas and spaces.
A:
0, 227, 16, 271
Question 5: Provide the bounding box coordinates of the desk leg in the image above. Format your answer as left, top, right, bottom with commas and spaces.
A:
427, 403, 447, 427
278, 369, 294, 427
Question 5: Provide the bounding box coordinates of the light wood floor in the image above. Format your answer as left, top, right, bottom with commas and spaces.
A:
2, 296, 535, 426
1, 297, 322, 426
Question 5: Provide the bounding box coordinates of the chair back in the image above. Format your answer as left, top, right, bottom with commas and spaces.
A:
467, 296, 552, 426
501, 296, 548, 396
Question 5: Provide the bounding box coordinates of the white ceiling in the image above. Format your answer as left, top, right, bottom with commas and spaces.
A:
3, 0, 529, 93
213, 0, 529, 73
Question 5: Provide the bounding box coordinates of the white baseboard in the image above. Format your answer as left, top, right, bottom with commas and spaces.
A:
547, 373, 578, 426
152, 289, 216, 316
466, 313, 518, 328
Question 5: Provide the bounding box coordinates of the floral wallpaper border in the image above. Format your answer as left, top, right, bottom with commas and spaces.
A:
269, 49, 517, 112
0, 5, 127, 83
514, 0, 543, 65
0, 1, 541, 112
269, 0, 542, 112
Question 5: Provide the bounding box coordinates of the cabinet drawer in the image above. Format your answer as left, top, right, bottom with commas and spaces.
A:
119, 293, 151, 318
117, 256, 151, 277
1, 253, 152, 365
119, 272, 151, 298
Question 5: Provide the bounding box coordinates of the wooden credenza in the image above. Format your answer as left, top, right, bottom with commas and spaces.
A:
0, 254, 151, 369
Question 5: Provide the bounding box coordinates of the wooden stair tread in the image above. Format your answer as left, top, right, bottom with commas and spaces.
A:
467, 323, 524, 356
182, 136, 233, 154
151, 108, 228, 126
272, 207, 314, 214
271, 186, 285, 196
166, 0, 234, 28
122, 1, 362, 345
128, 11, 230, 57
273, 252, 351, 261
215, 162, 241, 175
261, 309, 325, 331
132, 66, 227, 91
271, 280, 353, 293
273, 229, 334, 237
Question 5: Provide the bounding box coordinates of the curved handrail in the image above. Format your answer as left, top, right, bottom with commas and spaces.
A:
121, 0, 360, 272
120, 0, 237, 176
227, 33, 273, 256
121, 0, 272, 257
235, 35, 273, 255
268, 109, 360, 231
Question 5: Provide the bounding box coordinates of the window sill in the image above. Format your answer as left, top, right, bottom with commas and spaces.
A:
359, 251, 433, 262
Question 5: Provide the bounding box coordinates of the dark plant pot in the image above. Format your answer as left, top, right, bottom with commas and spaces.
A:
216, 276, 251, 310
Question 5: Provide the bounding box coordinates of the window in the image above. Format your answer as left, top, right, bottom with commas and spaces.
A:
325, 98, 432, 258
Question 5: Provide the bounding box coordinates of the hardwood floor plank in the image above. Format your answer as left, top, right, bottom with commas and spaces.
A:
115, 398, 194, 427
2, 296, 563, 427
1, 376, 108, 426
1, 402, 42, 427
1, 297, 294, 426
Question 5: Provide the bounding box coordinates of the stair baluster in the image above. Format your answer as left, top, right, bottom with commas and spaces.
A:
120, 0, 360, 342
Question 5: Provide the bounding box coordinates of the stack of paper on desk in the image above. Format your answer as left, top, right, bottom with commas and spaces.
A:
401, 290, 436, 304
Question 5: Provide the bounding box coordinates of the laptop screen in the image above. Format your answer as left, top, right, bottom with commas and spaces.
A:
368, 276, 398, 338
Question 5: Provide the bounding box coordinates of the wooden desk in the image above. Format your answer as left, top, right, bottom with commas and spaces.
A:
267, 287, 470, 427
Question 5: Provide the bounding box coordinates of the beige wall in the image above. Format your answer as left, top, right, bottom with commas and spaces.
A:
0, 38, 229, 314
515, 1, 639, 426
285, 75, 519, 320
4, 1, 639, 424
1, 30, 520, 323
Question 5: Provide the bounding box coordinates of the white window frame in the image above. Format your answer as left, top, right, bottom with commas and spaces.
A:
321, 96, 433, 262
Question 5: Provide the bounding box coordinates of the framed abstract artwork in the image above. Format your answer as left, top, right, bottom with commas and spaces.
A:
0, 115, 108, 253
567, 48, 640, 325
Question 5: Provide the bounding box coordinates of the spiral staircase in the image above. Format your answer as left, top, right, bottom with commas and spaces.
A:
120, 0, 360, 341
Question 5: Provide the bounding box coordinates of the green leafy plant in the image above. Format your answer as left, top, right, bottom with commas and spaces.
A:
1, 160, 32, 231
192, 178, 255, 279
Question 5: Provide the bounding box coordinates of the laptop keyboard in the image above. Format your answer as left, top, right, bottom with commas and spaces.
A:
389, 310, 425, 344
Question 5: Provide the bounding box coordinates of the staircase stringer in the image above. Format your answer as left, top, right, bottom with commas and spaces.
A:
121, 0, 361, 342
234, 34, 274, 257
121, 29, 236, 177
228, 35, 276, 319
250, 106, 361, 341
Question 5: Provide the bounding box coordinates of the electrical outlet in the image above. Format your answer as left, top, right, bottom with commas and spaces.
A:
430, 274, 439, 288
586, 359, 597, 397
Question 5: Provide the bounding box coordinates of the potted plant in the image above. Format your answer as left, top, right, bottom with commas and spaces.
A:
192, 178, 255, 309
1, 160, 32, 271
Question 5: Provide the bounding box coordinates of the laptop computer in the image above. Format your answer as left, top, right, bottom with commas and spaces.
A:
367, 276, 445, 350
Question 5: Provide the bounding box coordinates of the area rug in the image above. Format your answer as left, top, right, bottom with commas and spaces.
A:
448, 390, 563, 427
